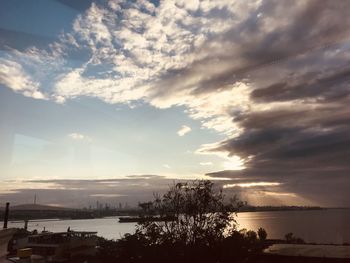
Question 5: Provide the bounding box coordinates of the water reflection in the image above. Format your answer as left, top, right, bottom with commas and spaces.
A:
236, 210, 350, 244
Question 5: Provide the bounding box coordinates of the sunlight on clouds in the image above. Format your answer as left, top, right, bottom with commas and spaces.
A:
223, 182, 281, 188
187, 83, 251, 135
223, 156, 246, 171
150, 82, 251, 137
0, 58, 46, 100
197, 142, 248, 170
240, 193, 312, 207
89, 194, 124, 197
53, 95, 66, 104
0, 180, 81, 194
45, 203, 67, 207
177, 125, 192, 136
263, 191, 297, 197
240, 190, 317, 206
222, 162, 244, 171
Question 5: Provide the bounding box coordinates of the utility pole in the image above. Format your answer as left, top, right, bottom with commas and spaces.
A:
3, 202, 10, 229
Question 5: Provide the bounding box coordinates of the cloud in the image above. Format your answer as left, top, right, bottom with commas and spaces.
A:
0, 58, 46, 100
162, 164, 171, 169
1, 0, 350, 206
200, 162, 213, 166
0, 176, 175, 207
263, 191, 297, 197
68, 133, 91, 142
0, 177, 295, 207
223, 182, 281, 188
89, 194, 124, 197
1, 1, 261, 135
177, 125, 192, 136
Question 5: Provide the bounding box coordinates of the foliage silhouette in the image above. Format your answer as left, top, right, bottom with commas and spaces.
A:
285, 232, 305, 244
136, 180, 242, 246
258, 227, 268, 241
97, 180, 267, 263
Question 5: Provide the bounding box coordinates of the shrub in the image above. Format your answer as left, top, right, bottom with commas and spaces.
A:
257, 227, 267, 241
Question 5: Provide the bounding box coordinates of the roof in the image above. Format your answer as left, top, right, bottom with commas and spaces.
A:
264, 244, 350, 259
29, 231, 97, 238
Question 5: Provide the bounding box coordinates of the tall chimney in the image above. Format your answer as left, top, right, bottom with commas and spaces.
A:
3, 202, 10, 229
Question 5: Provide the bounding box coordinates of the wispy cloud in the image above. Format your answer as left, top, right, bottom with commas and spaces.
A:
68, 133, 91, 142
0, 58, 46, 100
263, 191, 297, 197
177, 125, 192, 136
162, 164, 171, 169
200, 162, 213, 166
89, 194, 124, 198
223, 182, 281, 188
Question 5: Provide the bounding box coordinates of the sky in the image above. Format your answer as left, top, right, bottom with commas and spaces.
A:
0, 0, 349, 208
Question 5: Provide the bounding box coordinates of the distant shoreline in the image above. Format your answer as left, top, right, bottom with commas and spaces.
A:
2, 206, 349, 222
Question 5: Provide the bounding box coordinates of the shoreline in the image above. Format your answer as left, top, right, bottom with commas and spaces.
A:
2, 206, 343, 222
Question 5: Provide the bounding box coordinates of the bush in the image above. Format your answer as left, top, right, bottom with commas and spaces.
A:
257, 227, 267, 241
97, 230, 266, 263
285, 232, 305, 244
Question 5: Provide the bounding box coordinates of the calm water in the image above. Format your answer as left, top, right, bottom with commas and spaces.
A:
6, 209, 350, 244
236, 209, 350, 244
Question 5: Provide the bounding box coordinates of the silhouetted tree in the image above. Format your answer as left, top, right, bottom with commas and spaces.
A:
246, 230, 258, 241
285, 232, 305, 244
97, 180, 267, 263
285, 232, 294, 242
137, 180, 242, 246
257, 227, 267, 241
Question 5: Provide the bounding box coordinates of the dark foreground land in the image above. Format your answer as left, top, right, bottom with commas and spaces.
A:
255, 255, 350, 263
66, 253, 350, 263
84, 234, 349, 263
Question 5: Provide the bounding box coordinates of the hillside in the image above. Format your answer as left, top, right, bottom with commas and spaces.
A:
9, 204, 73, 211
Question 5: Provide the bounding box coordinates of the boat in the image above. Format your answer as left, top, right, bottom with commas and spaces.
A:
16, 231, 98, 261
118, 215, 176, 223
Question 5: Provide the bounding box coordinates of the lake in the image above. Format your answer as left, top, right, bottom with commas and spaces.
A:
6, 209, 350, 244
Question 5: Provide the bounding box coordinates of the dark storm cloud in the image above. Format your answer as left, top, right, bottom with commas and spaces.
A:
210, 127, 350, 166
189, 0, 350, 206
206, 96, 350, 205
150, 0, 350, 99
251, 68, 350, 103
206, 122, 350, 206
